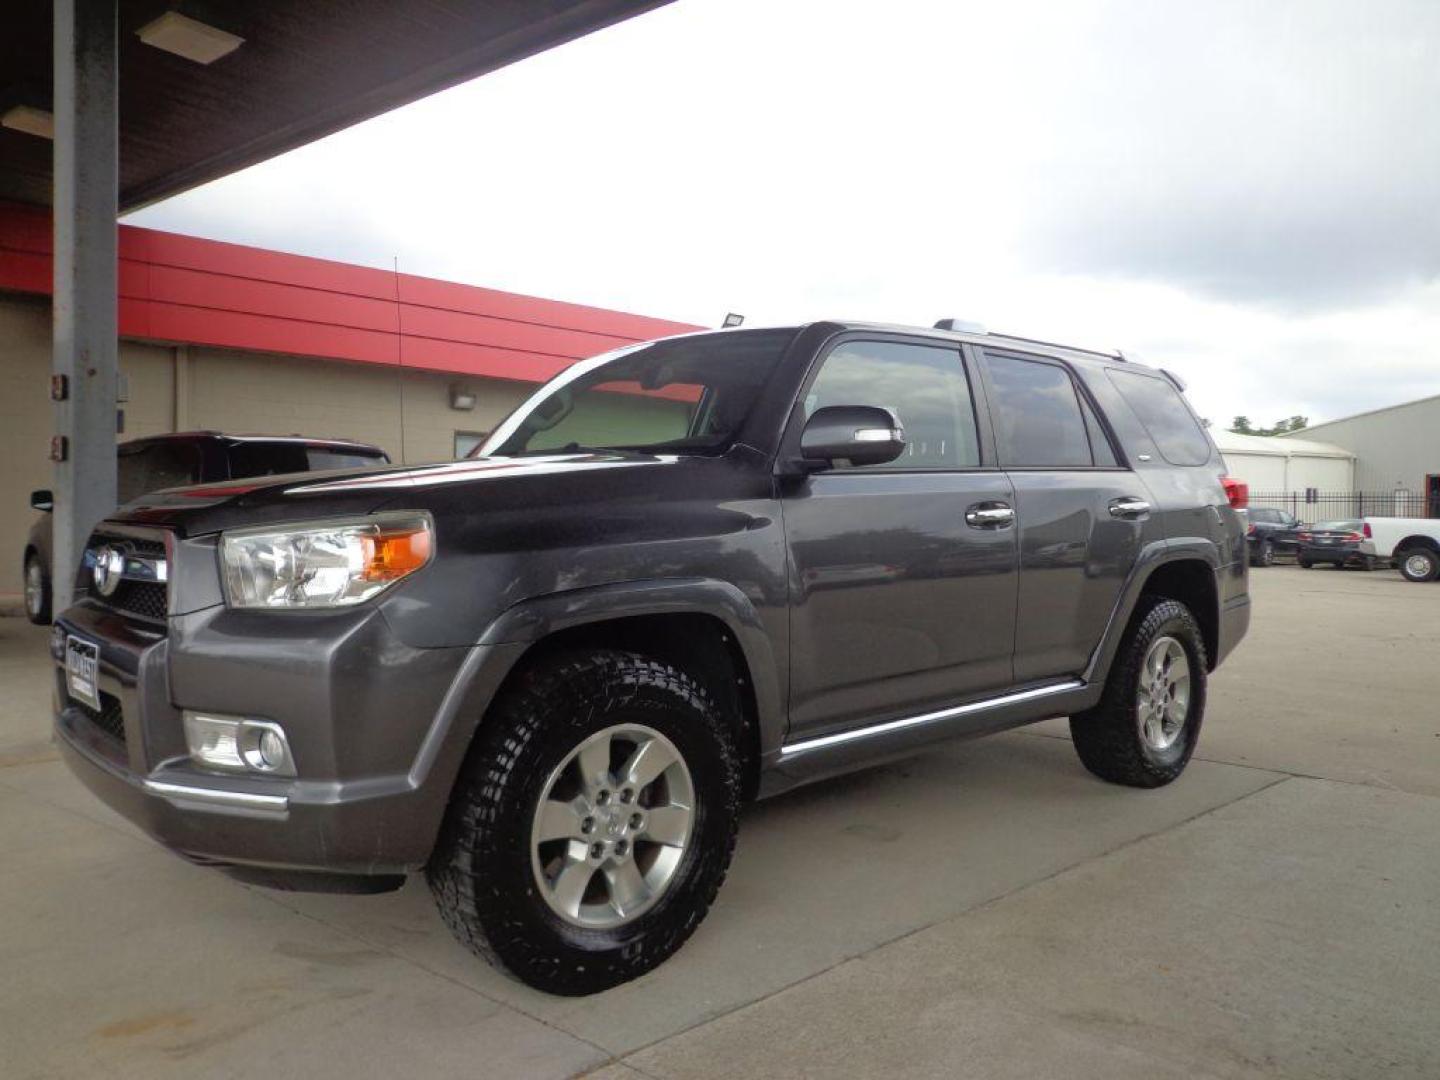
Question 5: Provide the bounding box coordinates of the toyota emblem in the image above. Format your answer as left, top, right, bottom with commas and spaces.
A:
91, 545, 126, 597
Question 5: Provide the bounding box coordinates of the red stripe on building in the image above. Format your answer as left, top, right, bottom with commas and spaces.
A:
0, 203, 701, 383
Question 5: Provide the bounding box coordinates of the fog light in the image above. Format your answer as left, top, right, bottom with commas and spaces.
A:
183, 711, 295, 777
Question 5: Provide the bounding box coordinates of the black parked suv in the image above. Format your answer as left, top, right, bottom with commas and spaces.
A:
1240, 506, 1302, 566
49, 322, 1249, 995
22, 432, 388, 623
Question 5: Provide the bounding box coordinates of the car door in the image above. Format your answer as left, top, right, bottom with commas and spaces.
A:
978, 350, 1148, 684
780, 336, 1018, 741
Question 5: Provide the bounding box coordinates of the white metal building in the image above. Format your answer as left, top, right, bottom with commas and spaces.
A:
1284, 395, 1440, 506
1211, 429, 1355, 493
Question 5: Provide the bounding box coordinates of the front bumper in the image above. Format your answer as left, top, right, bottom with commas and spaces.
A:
52, 600, 524, 884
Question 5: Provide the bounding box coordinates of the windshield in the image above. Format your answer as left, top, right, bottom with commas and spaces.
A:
478, 328, 797, 458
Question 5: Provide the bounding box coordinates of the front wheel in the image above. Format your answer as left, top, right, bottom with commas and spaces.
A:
1251, 540, 1274, 568
23, 554, 51, 625
1070, 597, 1208, 788
427, 650, 741, 995
1398, 547, 1440, 583
1298, 556, 1314, 569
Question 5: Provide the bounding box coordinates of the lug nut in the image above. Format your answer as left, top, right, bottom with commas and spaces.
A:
581, 817, 595, 834
630, 813, 643, 830
596, 790, 610, 805
615, 839, 629, 857
619, 788, 634, 804
590, 842, 605, 860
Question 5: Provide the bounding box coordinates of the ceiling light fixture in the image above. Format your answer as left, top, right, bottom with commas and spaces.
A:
1, 105, 55, 140
137, 12, 244, 65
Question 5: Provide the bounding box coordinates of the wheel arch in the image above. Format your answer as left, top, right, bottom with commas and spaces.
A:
1396, 534, 1440, 554
1086, 543, 1221, 686
478, 579, 780, 801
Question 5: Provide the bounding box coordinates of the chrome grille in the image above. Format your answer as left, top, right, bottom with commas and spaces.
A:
77, 529, 171, 625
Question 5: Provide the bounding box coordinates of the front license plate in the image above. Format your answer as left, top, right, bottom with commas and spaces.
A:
65, 635, 101, 711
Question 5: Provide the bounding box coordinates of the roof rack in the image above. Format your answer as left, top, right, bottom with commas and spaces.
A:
932, 319, 1122, 361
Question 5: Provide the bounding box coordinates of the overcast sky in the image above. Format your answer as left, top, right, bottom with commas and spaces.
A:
126, 0, 1440, 429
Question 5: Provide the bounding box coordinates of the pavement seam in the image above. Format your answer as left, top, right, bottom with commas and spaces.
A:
1016, 727, 1431, 795
248, 886, 617, 1066
613, 772, 1297, 1066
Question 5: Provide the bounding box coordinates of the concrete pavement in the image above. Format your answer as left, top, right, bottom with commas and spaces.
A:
2, 566, 1438, 1078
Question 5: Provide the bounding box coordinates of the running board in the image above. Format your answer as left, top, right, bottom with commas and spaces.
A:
778, 679, 1086, 761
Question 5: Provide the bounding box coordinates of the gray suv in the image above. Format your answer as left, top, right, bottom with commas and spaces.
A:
49, 321, 1250, 995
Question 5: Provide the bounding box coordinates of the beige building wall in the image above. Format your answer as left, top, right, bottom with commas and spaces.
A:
2, 293, 534, 597
1297, 398, 1440, 493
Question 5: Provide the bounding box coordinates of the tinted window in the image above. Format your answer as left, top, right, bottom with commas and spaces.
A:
228, 442, 385, 477
1079, 394, 1119, 467
1106, 369, 1212, 467
985, 354, 1092, 468
804, 340, 980, 469
306, 449, 388, 470
1251, 509, 1278, 524
117, 441, 203, 502
485, 329, 796, 457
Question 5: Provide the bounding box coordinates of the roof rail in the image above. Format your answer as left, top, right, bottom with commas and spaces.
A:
933, 317, 988, 334
987, 332, 1121, 361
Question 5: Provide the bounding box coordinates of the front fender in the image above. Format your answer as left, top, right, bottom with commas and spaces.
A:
479, 577, 786, 758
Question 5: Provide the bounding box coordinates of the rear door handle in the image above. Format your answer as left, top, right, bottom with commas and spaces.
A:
965, 503, 1014, 528
1109, 497, 1152, 520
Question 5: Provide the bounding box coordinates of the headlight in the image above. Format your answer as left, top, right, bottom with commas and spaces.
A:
220, 513, 433, 609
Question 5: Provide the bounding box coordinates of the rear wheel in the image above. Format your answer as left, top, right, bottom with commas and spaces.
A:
428, 650, 741, 995
1252, 540, 1274, 568
23, 554, 51, 625
1398, 547, 1439, 583
1070, 597, 1207, 788
1298, 556, 1314, 569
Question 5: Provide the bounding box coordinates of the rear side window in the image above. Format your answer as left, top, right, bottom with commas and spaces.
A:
1106, 369, 1212, 467
983, 354, 1093, 468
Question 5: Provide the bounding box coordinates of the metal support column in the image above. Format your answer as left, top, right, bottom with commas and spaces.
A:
52, 0, 119, 613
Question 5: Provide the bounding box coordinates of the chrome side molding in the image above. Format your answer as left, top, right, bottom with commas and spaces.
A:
779, 680, 1085, 759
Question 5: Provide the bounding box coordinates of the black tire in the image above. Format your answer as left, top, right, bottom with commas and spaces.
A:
1397, 547, 1440, 583
1250, 539, 1274, 568
1069, 597, 1208, 788
23, 553, 51, 625
1298, 556, 1313, 569
427, 649, 741, 996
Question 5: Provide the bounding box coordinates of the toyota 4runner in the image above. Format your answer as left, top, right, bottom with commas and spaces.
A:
49, 321, 1250, 995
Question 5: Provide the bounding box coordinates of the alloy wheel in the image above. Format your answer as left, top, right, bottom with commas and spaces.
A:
1136, 636, 1191, 752
530, 723, 695, 930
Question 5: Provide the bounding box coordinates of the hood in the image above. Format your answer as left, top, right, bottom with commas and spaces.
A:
110, 452, 680, 537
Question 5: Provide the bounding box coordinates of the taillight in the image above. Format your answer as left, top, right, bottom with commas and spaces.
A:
1343, 532, 1364, 542
1246, 524, 1256, 536
1363, 522, 1373, 538
1221, 476, 1249, 509
1298, 532, 1312, 542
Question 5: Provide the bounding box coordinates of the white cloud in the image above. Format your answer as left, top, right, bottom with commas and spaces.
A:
126, 0, 1440, 428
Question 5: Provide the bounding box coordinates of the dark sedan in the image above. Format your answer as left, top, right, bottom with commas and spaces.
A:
1296, 520, 1380, 570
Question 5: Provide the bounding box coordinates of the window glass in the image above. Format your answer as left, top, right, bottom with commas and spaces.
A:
485, 329, 796, 457
305, 448, 387, 470
1080, 394, 1119, 467
804, 340, 980, 469
985, 354, 1093, 468
454, 432, 489, 458
1106, 368, 1212, 467
117, 441, 203, 502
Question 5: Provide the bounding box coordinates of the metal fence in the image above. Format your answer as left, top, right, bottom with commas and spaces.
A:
1248, 490, 1436, 521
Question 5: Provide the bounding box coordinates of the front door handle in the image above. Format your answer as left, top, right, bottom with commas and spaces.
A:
1109, 497, 1152, 520
965, 503, 1015, 529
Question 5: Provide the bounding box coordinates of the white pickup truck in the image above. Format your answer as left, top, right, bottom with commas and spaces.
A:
1361, 518, 1440, 582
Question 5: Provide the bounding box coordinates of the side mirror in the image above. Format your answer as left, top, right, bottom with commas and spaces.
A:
799, 405, 906, 468
30, 489, 53, 512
